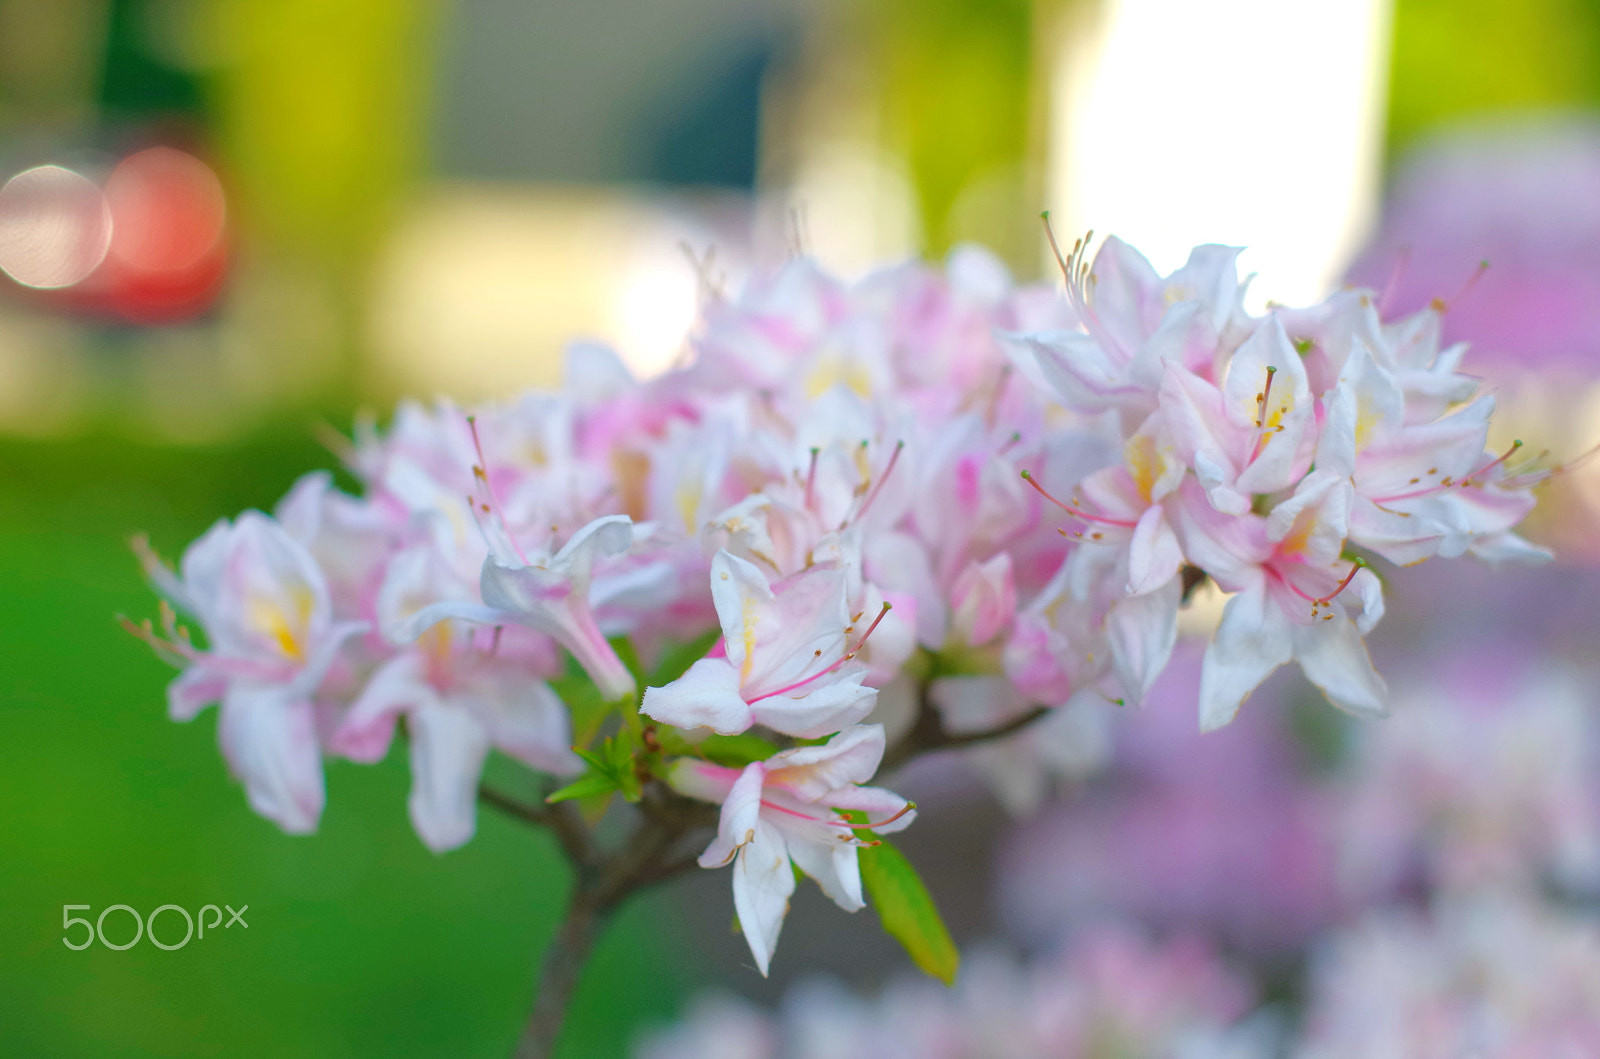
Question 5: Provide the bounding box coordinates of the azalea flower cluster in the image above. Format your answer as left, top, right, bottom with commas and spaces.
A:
636, 928, 1263, 1059
130, 230, 1547, 978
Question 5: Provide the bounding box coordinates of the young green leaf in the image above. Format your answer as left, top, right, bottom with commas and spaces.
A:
858, 839, 960, 986
544, 773, 620, 804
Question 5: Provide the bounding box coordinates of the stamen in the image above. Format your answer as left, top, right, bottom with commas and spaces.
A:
1440, 259, 1490, 312
465, 415, 530, 565
1460, 439, 1522, 485
745, 602, 892, 703
1020, 469, 1139, 528
1378, 246, 1411, 318
1316, 557, 1366, 607
804, 446, 819, 509
1255, 366, 1278, 428
1372, 441, 1524, 503
854, 440, 906, 522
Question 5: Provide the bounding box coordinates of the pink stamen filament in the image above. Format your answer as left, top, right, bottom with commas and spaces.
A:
1020, 469, 1138, 528
1372, 441, 1523, 504
1378, 246, 1410, 318
1441, 259, 1490, 312
804, 447, 819, 509
746, 602, 892, 703
1248, 366, 1281, 464
1270, 557, 1365, 613
466, 415, 530, 565
854, 440, 906, 522
1041, 214, 1120, 360
756, 798, 917, 831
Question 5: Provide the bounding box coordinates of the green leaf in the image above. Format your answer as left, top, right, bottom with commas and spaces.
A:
693, 732, 781, 768
648, 627, 723, 686
858, 838, 960, 985
544, 773, 620, 804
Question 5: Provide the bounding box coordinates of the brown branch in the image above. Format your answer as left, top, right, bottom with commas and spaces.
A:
477, 784, 600, 870
879, 691, 1052, 776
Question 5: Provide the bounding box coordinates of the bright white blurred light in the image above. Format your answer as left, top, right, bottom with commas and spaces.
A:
611, 238, 701, 378
0, 165, 113, 289
1050, 0, 1392, 308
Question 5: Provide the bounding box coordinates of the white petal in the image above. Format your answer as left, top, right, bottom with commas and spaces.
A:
1106, 577, 1179, 707
749, 672, 877, 740
764, 724, 887, 797
1126, 504, 1182, 596
641, 657, 753, 735
1198, 584, 1292, 731
1292, 617, 1388, 719
334, 651, 432, 763
406, 704, 492, 852
731, 821, 794, 977
787, 833, 863, 913
217, 685, 325, 834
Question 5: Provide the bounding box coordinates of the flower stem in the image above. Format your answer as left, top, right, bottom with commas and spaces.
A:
494, 784, 719, 1059
515, 886, 608, 1059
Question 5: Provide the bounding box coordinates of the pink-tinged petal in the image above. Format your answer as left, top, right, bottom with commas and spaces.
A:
929, 675, 1030, 735
406, 703, 493, 852
641, 657, 753, 735
765, 724, 887, 798
1028, 331, 1146, 410
786, 831, 863, 913
1127, 505, 1182, 595
1170, 478, 1271, 590
948, 553, 1016, 647
1291, 617, 1387, 719
731, 821, 793, 977
749, 672, 877, 740
168, 667, 226, 722
333, 652, 431, 763
1106, 578, 1179, 707
709, 549, 775, 676
1199, 584, 1293, 732
700, 762, 766, 869
217, 685, 325, 834
742, 562, 853, 698
1160, 365, 1241, 507
827, 784, 917, 835
1349, 567, 1385, 636
470, 673, 582, 776
1088, 234, 1165, 354
211, 512, 333, 663
1347, 494, 1447, 566
1267, 470, 1351, 568
389, 598, 507, 645
1467, 530, 1554, 564
479, 560, 634, 701
666, 758, 743, 805
1355, 395, 1493, 498
1224, 317, 1309, 432
1004, 612, 1076, 706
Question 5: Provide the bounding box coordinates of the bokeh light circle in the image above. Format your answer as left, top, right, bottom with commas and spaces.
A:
0, 165, 113, 289
104, 148, 226, 274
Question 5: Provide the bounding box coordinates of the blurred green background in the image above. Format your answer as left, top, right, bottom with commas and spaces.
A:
7, 0, 1600, 1054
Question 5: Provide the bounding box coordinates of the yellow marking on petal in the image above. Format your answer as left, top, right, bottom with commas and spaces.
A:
805, 356, 873, 399
1125, 433, 1158, 503
248, 587, 313, 662
675, 481, 703, 534
1277, 514, 1314, 558
740, 598, 758, 684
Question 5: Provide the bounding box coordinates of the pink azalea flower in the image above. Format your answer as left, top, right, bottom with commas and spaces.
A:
667, 724, 914, 976
640, 551, 881, 738
137, 512, 364, 833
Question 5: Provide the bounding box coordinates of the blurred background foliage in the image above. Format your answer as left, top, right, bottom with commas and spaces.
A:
5, 0, 1600, 1054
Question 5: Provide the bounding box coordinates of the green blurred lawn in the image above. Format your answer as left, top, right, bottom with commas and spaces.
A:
0, 430, 688, 1057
